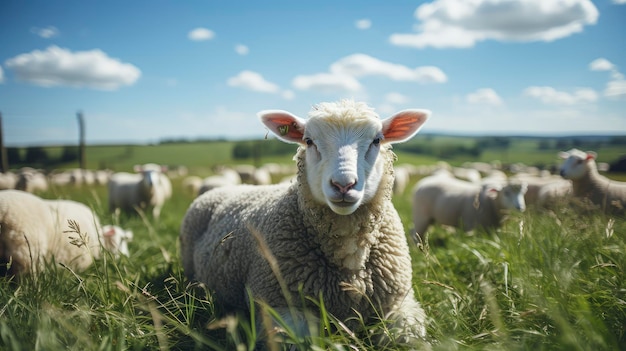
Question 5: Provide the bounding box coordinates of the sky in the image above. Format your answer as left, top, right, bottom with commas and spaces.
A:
1, 0, 625, 146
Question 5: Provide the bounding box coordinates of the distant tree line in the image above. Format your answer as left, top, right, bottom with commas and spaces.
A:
7, 146, 79, 167
232, 139, 296, 159
538, 136, 626, 151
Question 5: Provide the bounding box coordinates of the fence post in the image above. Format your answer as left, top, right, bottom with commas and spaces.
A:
77, 111, 86, 170
0, 112, 8, 172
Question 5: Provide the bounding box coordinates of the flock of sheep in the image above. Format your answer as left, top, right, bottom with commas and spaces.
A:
1, 99, 625, 348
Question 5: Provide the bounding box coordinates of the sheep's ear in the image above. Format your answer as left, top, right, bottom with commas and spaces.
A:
381, 109, 430, 144
585, 151, 597, 161
486, 187, 500, 200
258, 110, 306, 145
133, 165, 142, 172
558, 151, 570, 159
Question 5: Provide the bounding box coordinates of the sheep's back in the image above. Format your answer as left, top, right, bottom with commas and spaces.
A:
180, 183, 294, 310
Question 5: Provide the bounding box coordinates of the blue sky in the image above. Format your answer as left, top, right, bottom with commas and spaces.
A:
1, 0, 625, 146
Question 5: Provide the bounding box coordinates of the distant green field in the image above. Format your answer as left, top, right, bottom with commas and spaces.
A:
7, 134, 626, 175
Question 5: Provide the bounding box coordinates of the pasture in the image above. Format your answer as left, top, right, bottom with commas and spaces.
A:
1, 138, 625, 350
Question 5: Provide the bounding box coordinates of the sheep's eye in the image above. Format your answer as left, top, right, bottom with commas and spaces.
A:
372, 138, 381, 145
305, 138, 314, 146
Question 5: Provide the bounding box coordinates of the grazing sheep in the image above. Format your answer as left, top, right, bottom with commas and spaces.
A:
182, 176, 203, 195
108, 164, 171, 219
180, 100, 430, 346
511, 172, 572, 207
0, 172, 17, 190
0, 190, 132, 276
559, 149, 626, 213
15, 167, 48, 193
197, 168, 242, 196
393, 165, 410, 195
412, 173, 527, 242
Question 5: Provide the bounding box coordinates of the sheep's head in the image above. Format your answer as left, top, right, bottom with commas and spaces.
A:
260, 100, 430, 215
484, 182, 528, 212
558, 148, 597, 180
102, 225, 133, 257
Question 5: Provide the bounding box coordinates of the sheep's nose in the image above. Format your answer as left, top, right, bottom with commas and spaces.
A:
559, 169, 565, 177
331, 180, 356, 194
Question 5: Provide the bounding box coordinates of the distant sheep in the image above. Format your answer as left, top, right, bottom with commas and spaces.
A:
559, 149, 626, 213
412, 173, 527, 242
108, 164, 172, 218
197, 168, 242, 196
0, 190, 132, 276
15, 167, 48, 193
0, 172, 17, 190
180, 100, 431, 346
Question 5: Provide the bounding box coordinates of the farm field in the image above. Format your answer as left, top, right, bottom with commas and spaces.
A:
1, 136, 625, 350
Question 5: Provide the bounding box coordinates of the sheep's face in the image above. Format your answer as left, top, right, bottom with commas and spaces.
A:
559, 149, 596, 180
260, 100, 430, 215
102, 225, 133, 257
487, 183, 527, 212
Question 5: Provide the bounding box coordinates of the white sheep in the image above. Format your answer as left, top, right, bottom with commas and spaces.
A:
0, 190, 132, 276
511, 172, 572, 207
197, 168, 242, 196
0, 172, 17, 190
15, 167, 48, 193
108, 164, 171, 218
412, 173, 527, 242
180, 100, 430, 346
559, 148, 626, 213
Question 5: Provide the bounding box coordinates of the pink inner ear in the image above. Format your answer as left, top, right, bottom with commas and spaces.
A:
104, 228, 116, 237
586, 154, 595, 161
261, 112, 305, 143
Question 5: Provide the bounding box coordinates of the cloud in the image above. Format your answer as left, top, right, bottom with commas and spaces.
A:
355, 19, 371, 30
589, 58, 626, 99
227, 70, 279, 93
31, 26, 59, 39
4, 46, 141, 90
466, 88, 503, 105
613, 0, 626, 4
589, 58, 615, 71
235, 44, 249, 55
188, 27, 215, 41
390, 0, 599, 49
330, 53, 447, 83
385, 92, 409, 104
523, 86, 598, 105
292, 72, 362, 93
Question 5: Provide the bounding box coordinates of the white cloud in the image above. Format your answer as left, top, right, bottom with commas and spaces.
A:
4, 46, 141, 90
31, 26, 59, 39
292, 72, 362, 93
282, 90, 295, 100
589, 58, 615, 71
330, 53, 447, 83
355, 19, 371, 30
188, 27, 215, 41
523, 86, 598, 105
589, 58, 626, 99
466, 88, 503, 105
390, 0, 598, 49
227, 70, 279, 93
385, 92, 409, 104
235, 44, 249, 55
613, 0, 626, 4
605, 79, 626, 99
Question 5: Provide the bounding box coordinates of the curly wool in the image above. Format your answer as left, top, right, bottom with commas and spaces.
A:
180, 145, 419, 329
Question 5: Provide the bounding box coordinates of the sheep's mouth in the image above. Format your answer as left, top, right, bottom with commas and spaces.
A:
331, 200, 355, 207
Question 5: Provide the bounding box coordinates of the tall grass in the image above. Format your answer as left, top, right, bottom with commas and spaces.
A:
1, 176, 624, 350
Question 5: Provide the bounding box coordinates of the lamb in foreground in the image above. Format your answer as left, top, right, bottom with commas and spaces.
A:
559, 149, 626, 213
0, 190, 132, 276
411, 172, 527, 242
180, 100, 430, 347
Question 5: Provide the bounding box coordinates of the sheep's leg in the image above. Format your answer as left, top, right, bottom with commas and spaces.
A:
383, 293, 428, 347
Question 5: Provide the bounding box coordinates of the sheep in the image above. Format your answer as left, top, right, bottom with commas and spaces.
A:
0, 172, 17, 190
15, 167, 48, 193
108, 164, 171, 219
180, 100, 431, 347
0, 190, 132, 276
411, 173, 527, 242
511, 172, 572, 207
393, 165, 410, 195
559, 148, 626, 213
196, 168, 242, 196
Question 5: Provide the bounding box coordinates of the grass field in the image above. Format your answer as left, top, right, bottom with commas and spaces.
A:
1, 138, 625, 350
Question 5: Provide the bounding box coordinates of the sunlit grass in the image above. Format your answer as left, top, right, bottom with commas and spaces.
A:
1, 174, 625, 350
